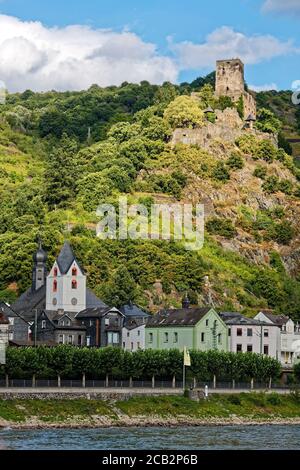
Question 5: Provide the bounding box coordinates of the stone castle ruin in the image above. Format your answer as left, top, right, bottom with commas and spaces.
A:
172, 58, 276, 149
215, 58, 256, 119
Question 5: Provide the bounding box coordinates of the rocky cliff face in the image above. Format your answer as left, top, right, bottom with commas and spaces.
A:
152, 119, 300, 279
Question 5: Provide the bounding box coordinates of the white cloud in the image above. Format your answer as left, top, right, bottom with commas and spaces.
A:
262, 0, 300, 15
171, 26, 297, 69
249, 83, 278, 92
0, 14, 178, 92
0, 15, 298, 92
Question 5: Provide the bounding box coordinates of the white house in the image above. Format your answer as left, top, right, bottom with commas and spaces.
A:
0, 312, 9, 365
255, 311, 300, 365
122, 319, 145, 352
220, 312, 279, 359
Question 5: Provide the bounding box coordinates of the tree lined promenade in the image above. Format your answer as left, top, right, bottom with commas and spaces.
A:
0, 346, 282, 388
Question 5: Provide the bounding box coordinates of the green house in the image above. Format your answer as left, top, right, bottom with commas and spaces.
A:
145, 306, 228, 351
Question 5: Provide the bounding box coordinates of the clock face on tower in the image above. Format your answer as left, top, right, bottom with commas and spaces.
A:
71, 298, 78, 306
52, 298, 57, 306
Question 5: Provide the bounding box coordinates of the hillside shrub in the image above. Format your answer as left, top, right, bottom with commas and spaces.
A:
227, 153, 244, 170
206, 217, 236, 239
253, 165, 267, 180
212, 162, 231, 182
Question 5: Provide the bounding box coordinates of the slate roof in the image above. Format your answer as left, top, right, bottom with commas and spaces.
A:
0, 301, 20, 318
259, 311, 289, 326
37, 311, 86, 331
86, 289, 107, 309
223, 313, 277, 327
147, 307, 212, 328
11, 285, 46, 321
56, 241, 83, 274
124, 318, 146, 330
225, 318, 276, 327
76, 307, 115, 319
120, 304, 150, 318
12, 287, 107, 321
219, 311, 243, 321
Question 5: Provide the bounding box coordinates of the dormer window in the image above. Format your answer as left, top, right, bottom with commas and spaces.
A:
53, 280, 57, 292
72, 267, 77, 276
54, 267, 58, 277
41, 320, 46, 329
72, 280, 77, 290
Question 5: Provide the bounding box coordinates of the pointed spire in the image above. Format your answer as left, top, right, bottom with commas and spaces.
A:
182, 292, 190, 309
32, 240, 47, 292
56, 241, 85, 275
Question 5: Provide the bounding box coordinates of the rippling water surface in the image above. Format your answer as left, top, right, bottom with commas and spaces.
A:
1, 425, 300, 450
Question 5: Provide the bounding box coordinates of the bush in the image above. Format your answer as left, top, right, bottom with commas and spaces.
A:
272, 221, 294, 245
227, 394, 241, 405
277, 179, 293, 195
253, 166, 267, 180
255, 140, 277, 163
149, 174, 184, 199
235, 134, 257, 155
255, 108, 281, 134
294, 362, 300, 380
227, 153, 244, 170
212, 162, 231, 182
262, 176, 279, 193
267, 393, 282, 406
247, 393, 266, 407
206, 217, 236, 239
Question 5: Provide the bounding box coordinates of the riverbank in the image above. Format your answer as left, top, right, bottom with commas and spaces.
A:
1, 393, 300, 429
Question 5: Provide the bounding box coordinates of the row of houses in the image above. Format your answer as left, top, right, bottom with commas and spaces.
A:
0, 242, 300, 366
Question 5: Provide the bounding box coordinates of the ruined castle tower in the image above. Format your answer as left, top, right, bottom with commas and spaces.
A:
215, 59, 256, 118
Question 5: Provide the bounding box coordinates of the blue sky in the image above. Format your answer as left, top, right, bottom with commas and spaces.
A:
0, 0, 299, 92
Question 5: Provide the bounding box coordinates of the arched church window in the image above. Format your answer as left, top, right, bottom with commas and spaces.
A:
72, 267, 77, 276
54, 267, 58, 277
53, 280, 57, 292
72, 280, 77, 290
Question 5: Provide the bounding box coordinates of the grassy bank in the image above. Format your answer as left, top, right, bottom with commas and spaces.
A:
1, 393, 300, 428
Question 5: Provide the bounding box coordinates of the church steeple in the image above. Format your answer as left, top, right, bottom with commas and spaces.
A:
32, 240, 47, 292
46, 241, 86, 313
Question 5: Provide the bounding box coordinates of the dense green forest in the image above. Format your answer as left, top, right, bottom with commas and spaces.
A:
1, 73, 300, 319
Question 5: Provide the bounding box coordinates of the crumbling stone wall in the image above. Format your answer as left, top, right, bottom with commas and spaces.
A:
243, 92, 257, 119
171, 108, 277, 149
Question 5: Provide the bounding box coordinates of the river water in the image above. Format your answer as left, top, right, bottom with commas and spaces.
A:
0, 425, 300, 450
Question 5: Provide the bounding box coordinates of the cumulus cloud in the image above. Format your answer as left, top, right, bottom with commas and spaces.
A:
171, 26, 296, 70
0, 14, 178, 92
262, 0, 300, 15
0, 15, 298, 92
249, 83, 278, 92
